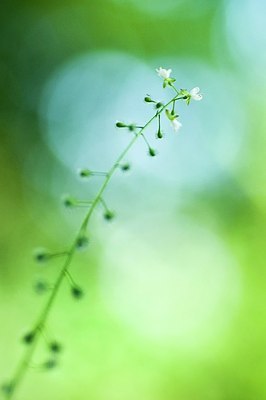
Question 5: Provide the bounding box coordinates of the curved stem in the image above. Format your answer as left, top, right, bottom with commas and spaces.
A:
6, 91, 182, 399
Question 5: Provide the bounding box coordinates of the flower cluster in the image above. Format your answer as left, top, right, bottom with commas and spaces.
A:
156, 67, 203, 133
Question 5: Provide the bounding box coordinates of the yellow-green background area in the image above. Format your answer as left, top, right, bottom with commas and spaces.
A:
1, 0, 266, 399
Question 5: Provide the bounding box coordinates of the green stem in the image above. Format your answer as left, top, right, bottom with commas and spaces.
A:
140, 132, 152, 151
91, 171, 108, 176
64, 270, 76, 287
6, 90, 183, 399
99, 198, 110, 213
171, 100, 176, 115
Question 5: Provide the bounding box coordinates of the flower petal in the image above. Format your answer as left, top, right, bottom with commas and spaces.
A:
190, 87, 203, 101
193, 93, 203, 101
190, 87, 200, 95
171, 119, 182, 132
165, 69, 172, 78
156, 67, 172, 79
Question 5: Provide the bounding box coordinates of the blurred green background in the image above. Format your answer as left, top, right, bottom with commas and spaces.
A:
1, 0, 266, 399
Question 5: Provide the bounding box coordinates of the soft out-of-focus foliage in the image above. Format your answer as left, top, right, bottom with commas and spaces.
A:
1, 0, 266, 399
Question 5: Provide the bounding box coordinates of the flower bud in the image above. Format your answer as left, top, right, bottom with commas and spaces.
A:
62, 195, 76, 208
75, 235, 89, 250
156, 102, 164, 109
104, 210, 115, 221
156, 130, 163, 139
144, 96, 154, 103
79, 169, 92, 178
34, 248, 50, 263
128, 124, 136, 132
120, 163, 130, 172
49, 341, 62, 354
43, 359, 57, 370
34, 280, 49, 295
22, 331, 36, 345
148, 148, 156, 157
116, 121, 127, 128
71, 286, 84, 299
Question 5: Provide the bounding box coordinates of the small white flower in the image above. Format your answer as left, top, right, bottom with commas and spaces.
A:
190, 87, 203, 101
171, 118, 182, 132
156, 67, 172, 80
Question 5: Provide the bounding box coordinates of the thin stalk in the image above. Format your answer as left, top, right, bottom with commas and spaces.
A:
90, 171, 108, 176
6, 89, 183, 399
99, 198, 109, 212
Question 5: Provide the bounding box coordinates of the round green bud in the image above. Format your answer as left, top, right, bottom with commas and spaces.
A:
128, 124, 136, 132
120, 163, 130, 172
49, 341, 62, 354
62, 195, 76, 208
34, 280, 49, 294
156, 102, 164, 109
104, 210, 115, 221
76, 235, 89, 250
22, 331, 35, 345
148, 148, 156, 157
71, 286, 84, 299
34, 248, 50, 263
79, 169, 92, 178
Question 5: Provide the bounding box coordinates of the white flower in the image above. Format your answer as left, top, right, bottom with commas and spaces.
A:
190, 87, 203, 101
156, 67, 172, 80
171, 118, 182, 132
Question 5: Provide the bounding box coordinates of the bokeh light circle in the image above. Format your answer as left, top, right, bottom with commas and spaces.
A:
225, 0, 266, 80
100, 219, 241, 349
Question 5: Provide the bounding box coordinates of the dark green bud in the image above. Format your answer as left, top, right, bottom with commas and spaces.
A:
34, 280, 49, 295
62, 195, 76, 208
34, 249, 50, 263
104, 210, 115, 221
157, 130, 163, 139
144, 96, 154, 103
79, 169, 92, 178
43, 359, 57, 370
128, 124, 136, 132
49, 341, 62, 354
156, 102, 164, 109
148, 148, 156, 157
120, 163, 130, 172
22, 331, 36, 345
71, 286, 84, 299
116, 121, 127, 128
76, 235, 89, 249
